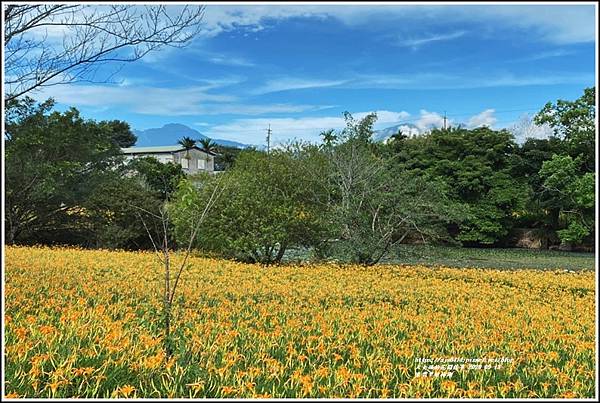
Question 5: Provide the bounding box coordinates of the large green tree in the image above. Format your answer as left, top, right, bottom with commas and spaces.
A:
4, 97, 162, 248
170, 147, 328, 264
323, 113, 462, 264
80, 173, 164, 249
511, 136, 566, 236
100, 120, 137, 148
538, 155, 594, 246
5, 97, 123, 244
127, 156, 185, 200
214, 145, 243, 171
535, 87, 595, 172
389, 126, 529, 245
533, 87, 596, 247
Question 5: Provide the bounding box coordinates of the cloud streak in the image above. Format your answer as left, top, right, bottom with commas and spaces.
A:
208, 55, 255, 67
250, 78, 349, 95
255, 71, 594, 93
197, 4, 595, 45
397, 30, 467, 48
33, 83, 332, 116
348, 72, 594, 90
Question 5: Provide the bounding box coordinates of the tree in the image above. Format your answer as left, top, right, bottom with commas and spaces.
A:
177, 136, 196, 159
512, 136, 566, 234
538, 155, 594, 247
171, 148, 329, 264
532, 87, 596, 247
535, 87, 595, 172
82, 173, 164, 250
127, 156, 185, 200
214, 145, 243, 171
100, 120, 137, 148
324, 113, 462, 265
388, 126, 528, 245
198, 138, 218, 154
4, 97, 124, 244
4, 4, 205, 100
320, 129, 337, 146
137, 177, 225, 357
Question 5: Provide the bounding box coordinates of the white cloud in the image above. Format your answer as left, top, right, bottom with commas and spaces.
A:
355, 110, 411, 123
251, 78, 349, 95
206, 117, 343, 145
197, 4, 594, 44
198, 5, 329, 38
205, 109, 411, 144
508, 49, 575, 63
208, 55, 255, 67
34, 84, 234, 115
397, 30, 466, 48
397, 125, 420, 136
467, 109, 497, 128
414, 110, 451, 131
468, 5, 595, 44
246, 71, 593, 97
142, 45, 256, 67
350, 72, 593, 90
203, 108, 545, 144
33, 82, 330, 116
202, 104, 334, 115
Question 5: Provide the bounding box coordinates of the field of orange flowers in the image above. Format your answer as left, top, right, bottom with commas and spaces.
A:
4, 246, 596, 398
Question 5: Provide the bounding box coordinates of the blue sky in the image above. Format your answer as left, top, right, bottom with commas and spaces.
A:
32, 3, 596, 146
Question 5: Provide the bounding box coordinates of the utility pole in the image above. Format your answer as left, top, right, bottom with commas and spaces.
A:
443, 111, 447, 130
266, 124, 271, 155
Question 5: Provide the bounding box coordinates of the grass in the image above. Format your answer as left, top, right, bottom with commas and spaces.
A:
387, 245, 595, 271
284, 245, 595, 271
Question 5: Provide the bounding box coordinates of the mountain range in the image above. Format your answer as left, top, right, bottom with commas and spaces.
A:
133, 123, 248, 149
132, 122, 426, 149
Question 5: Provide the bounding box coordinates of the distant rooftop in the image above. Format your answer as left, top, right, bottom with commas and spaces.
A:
121, 145, 216, 155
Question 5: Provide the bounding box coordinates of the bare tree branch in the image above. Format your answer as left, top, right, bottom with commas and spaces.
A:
4, 4, 205, 100
169, 175, 228, 305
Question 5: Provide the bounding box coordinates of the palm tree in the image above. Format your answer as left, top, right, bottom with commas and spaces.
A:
321, 129, 337, 146
198, 138, 218, 154
177, 136, 196, 159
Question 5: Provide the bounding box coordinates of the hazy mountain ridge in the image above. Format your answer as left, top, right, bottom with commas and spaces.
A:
133, 122, 440, 149
133, 123, 249, 149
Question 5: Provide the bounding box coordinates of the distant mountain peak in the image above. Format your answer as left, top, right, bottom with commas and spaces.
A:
133, 123, 249, 149
373, 123, 421, 142
161, 123, 191, 129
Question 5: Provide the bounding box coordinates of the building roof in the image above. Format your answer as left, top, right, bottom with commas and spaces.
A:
121, 145, 216, 155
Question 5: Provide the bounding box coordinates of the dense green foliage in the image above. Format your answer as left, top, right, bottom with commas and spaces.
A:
535, 87, 595, 172
533, 87, 596, 246
4, 87, 595, 259
214, 144, 244, 171
5, 97, 123, 244
321, 113, 463, 264
171, 149, 328, 264
127, 157, 185, 200
388, 126, 529, 244
4, 97, 175, 249
538, 155, 594, 244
